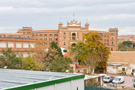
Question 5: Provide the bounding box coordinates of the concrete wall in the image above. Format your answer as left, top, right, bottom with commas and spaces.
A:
36, 79, 84, 90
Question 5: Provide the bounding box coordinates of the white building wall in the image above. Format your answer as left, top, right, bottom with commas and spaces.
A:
37, 85, 55, 90
30, 43, 35, 48
23, 43, 29, 48
72, 79, 84, 90
0, 42, 7, 48
23, 52, 28, 57
57, 81, 71, 90
107, 66, 117, 74
36, 78, 84, 90
8, 42, 14, 48
16, 42, 22, 48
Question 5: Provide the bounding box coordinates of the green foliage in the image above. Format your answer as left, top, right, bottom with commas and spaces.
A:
0, 48, 22, 69
22, 55, 46, 71
118, 41, 135, 51
63, 49, 68, 53
50, 41, 63, 57
122, 41, 133, 46
70, 42, 85, 63
48, 57, 72, 72
70, 32, 110, 74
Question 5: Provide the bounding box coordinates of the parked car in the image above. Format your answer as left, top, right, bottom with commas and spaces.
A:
112, 76, 124, 84
103, 76, 113, 83
133, 79, 135, 87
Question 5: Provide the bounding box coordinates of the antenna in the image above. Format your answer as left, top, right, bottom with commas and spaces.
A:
73, 12, 75, 20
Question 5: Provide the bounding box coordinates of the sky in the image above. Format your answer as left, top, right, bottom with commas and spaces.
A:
0, 0, 135, 35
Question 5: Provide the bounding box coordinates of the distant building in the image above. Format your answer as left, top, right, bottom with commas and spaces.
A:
0, 37, 36, 57
118, 35, 135, 43
0, 19, 118, 51
107, 51, 135, 76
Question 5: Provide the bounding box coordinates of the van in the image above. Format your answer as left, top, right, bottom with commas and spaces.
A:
103, 76, 113, 83
133, 79, 135, 87
112, 76, 124, 84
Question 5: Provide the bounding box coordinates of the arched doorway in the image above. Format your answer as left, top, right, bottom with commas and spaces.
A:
71, 43, 76, 47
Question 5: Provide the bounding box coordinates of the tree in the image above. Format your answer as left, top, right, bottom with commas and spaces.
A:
22, 55, 45, 71
122, 41, 133, 47
48, 57, 72, 72
50, 41, 63, 57
70, 32, 110, 74
96, 44, 110, 73
34, 40, 48, 62
118, 41, 135, 51
0, 48, 22, 69
70, 42, 85, 64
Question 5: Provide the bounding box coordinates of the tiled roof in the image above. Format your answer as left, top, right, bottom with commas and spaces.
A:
108, 51, 135, 64
0, 33, 21, 35
33, 30, 58, 32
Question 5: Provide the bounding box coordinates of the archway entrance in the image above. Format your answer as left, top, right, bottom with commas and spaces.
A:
71, 43, 76, 47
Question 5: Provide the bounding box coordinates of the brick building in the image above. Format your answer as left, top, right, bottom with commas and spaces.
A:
0, 19, 118, 51
118, 35, 135, 43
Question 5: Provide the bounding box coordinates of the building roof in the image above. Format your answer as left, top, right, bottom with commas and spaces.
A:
0, 33, 21, 35
0, 69, 84, 90
108, 51, 135, 64
33, 30, 59, 33
0, 37, 35, 40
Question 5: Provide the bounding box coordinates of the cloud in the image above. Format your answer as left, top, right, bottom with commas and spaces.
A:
0, 0, 134, 35
0, 6, 13, 12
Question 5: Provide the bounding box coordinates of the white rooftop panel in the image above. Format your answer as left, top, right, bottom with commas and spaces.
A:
0, 69, 80, 90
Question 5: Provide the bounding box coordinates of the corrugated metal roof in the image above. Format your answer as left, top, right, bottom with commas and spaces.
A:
0, 69, 80, 90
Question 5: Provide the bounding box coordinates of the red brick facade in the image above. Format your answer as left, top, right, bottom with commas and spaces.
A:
0, 20, 118, 51
118, 35, 135, 43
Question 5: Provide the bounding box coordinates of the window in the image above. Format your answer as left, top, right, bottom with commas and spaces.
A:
40, 34, 43, 36
72, 37, 76, 40
49, 38, 52, 41
54, 34, 58, 36
44, 37, 47, 40
64, 42, 66, 46
112, 42, 113, 45
111, 48, 113, 51
49, 34, 52, 36
122, 68, 125, 71
72, 33, 76, 40
64, 32, 66, 35
112, 37, 114, 40
40, 38, 42, 40
55, 38, 58, 41
44, 34, 47, 36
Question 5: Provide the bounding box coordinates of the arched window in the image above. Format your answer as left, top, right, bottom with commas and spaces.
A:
72, 33, 76, 40
71, 43, 76, 47
72, 33, 76, 36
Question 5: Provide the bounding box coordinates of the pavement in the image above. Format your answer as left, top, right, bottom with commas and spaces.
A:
103, 74, 135, 89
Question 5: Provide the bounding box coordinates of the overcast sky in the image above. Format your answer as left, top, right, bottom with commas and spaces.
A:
0, 0, 135, 35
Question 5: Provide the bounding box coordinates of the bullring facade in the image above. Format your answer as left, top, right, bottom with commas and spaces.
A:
0, 20, 118, 51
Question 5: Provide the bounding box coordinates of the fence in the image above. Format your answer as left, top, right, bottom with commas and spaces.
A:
85, 86, 113, 90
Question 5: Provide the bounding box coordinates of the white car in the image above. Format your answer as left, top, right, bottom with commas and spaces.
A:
112, 76, 124, 84
133, 79, 135, 87
103, 76, 113, 83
